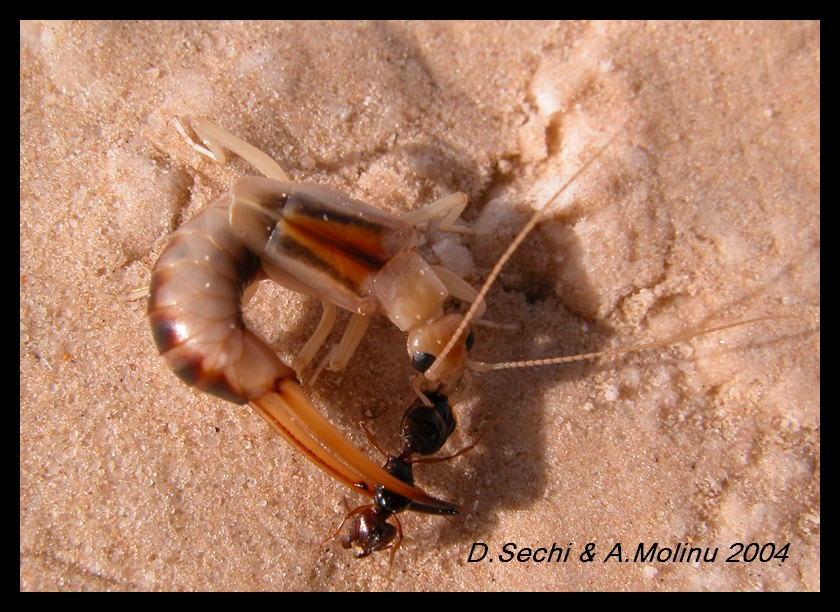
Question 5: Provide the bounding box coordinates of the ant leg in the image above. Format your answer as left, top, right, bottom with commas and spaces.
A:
411, 415, 503, 464
358, 421, 393, 459
173, 117, 291, 181
386, 515, 404, 567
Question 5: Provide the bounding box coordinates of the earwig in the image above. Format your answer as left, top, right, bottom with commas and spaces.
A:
148, 118, 475, 519
152, 118, 794, 561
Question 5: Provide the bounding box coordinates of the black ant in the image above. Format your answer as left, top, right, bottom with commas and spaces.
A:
336, 391, 484, 560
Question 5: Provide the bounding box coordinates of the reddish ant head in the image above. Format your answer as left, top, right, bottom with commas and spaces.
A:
341, 506, 399, 558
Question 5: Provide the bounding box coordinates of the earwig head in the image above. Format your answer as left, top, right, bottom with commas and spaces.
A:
407, 314, 474, 393
341, 507, 399, 558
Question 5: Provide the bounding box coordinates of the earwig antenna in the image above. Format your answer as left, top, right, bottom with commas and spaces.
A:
468, 315, 795, 372
430, 130, 622, 379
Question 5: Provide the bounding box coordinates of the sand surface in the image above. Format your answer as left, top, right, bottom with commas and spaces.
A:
20, 21, 819, 591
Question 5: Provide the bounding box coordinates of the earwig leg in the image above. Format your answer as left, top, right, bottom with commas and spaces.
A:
327, 313, 371, 371
262, 260, 360, 379
173, 117, 227, 163
432, 266, 518, 330
309, 313, 370, 384
293, 301, 338, 378
242, 267, 267, 304
306, 314, 370, 386
174, 117, 291, 182
261, 262, 375, 375
431, 266, 488, 319
400, 192, 476, 234
242, 280, 260, 304
261, 260, 329, 299
307, 345, 336, 387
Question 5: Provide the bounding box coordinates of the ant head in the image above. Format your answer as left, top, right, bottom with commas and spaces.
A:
341, 507, 398, 558
407, 314, 474, 393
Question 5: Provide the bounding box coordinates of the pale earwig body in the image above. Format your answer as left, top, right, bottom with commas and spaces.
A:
147, 119, 481, 517
167, 119, 483, 401
148, 192, 458, 510
227, 174, 477, 400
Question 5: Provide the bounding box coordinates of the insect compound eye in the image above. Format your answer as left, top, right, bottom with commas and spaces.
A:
465, 329, 475, 352
412, 351, 436, 373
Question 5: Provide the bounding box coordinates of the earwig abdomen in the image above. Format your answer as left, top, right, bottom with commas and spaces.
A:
149, 198, 296, 404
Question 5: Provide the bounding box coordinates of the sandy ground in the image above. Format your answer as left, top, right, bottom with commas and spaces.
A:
20, 21, 819, 591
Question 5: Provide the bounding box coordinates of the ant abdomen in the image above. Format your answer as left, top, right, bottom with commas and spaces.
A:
400, 392, 456, 456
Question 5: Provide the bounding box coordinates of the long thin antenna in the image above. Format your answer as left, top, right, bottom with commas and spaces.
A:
468, 315, 792, 372
428, 131, 621, 380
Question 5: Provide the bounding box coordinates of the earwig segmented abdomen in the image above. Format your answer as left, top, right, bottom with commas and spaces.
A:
148, 197, 296, 404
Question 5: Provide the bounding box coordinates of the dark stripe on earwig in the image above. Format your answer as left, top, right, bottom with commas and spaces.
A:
287, 186, 394, 235
153, 340, 250, 404
275, 220, 384, 294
